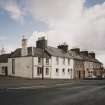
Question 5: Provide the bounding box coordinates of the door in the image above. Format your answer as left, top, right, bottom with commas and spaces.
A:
5, 67, 8, 76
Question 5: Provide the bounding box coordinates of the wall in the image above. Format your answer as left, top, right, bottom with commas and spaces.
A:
50, 56, 74, 79
33, 57, 51, 79
74, 60, 85, 79
84, 61, 94, 78
8, 57, 33, 78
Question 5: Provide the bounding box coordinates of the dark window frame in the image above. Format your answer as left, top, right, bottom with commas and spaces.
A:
46, 68, 49, 75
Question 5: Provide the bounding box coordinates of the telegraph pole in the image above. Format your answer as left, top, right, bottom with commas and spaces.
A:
42, 48, 44, 80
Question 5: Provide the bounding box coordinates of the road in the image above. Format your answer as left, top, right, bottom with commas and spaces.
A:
0, 80, 105, 105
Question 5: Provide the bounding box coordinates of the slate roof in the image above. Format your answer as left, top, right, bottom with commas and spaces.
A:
0, 54, 10, 63
0, 46, 102, 65
10, 47, 50, 58
9, 46, 71, 58
46, 46, 70, 58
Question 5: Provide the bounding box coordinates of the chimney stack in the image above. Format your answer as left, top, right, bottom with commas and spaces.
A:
80, 51, 88, 57
21, 36, 28, 56
71, 48, 80, 55
36, 36, 47, 49
88, 52, 95, 59
57, 43, 68, 53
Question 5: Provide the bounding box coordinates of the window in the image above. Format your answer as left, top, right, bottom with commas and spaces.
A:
71, 69, 72, 74
38, 57, 41, 64
56, 57, 59, 65
68, 58, 70, 65
63, 58, 65, 65
2, 67, 5, 73
62, 68, 65, 74
46, 68, 49, 75
68, 69, 70, 72
56, 68, 59, 73
37, 67, 42, 75
12, 59, 15, 74
46, 58, 49, 65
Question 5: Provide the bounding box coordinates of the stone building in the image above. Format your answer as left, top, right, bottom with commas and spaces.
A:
0, 36, 104, 79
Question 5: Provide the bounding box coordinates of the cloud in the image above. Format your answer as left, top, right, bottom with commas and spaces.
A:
0, 0, 24, 22
26, 0, 105, 50
1, 0, 105, 65
25, 0, 105, 65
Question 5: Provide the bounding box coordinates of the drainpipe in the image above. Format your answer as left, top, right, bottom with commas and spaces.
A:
32, 47, 34, 79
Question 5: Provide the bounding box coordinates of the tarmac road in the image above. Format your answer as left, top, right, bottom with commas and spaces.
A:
0, 80, 105, 105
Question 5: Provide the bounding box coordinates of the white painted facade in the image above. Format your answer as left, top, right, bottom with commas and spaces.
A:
33, 57, 51, 79
50, 57, 74, 79
8, 57, 33, 78
0, 55, 74, 79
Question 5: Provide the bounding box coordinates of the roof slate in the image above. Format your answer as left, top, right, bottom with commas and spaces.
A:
0, 54, 10, 63
46, 46, 70, 58
0, 46, 102, 65
10, 47, 50, 58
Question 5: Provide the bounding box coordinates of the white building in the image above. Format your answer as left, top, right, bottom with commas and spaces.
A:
0, 37, 104, 79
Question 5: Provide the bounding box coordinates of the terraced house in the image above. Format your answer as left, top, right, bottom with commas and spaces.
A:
0, 36, 104, 79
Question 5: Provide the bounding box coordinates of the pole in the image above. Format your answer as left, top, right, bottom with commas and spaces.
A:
42, 48, 44, 80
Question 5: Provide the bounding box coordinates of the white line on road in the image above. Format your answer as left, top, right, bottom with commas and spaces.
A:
7, 82, 72, 90
55, 83, 72, 86
7, 85, 46, 90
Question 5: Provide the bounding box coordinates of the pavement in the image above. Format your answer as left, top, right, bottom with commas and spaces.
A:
0, 77, 105, 105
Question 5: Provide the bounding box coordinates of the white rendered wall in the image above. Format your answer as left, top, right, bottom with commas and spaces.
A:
8, 57, 33, 78
33, 57, 51, 79
51, 56, 74, 79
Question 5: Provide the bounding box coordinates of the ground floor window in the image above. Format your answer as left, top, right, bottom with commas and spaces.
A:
68, 69, 70, 72
12, 59, 15, 74
62, 68, 65, 75
1, 66, 8, 76
46, 68, 49, 75
56, 68, 59, 75
56, 68, 59, 73
37, 67, 42, 75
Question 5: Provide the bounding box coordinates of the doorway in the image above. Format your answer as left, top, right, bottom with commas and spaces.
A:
5, 67, 8, 76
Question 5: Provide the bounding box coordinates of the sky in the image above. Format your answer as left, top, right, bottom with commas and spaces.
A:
0, 0, 105, 66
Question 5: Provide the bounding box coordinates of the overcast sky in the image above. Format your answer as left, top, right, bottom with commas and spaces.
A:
0, 0, 105, 65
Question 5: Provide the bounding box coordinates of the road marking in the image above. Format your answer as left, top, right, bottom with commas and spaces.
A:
55, 83, 72, 86
7, 85, 46, 90
6, 82, 72, 90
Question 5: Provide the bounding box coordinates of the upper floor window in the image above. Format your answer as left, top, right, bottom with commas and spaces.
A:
56, 57, 59, 65
46, 58, 49, 65
68, 58, 70, 65
38, 57, 41, 64
63, 58, 65, 65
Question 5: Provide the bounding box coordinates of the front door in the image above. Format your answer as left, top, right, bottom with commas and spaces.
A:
5, 67, 8, 76
78, 71, 81, 79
